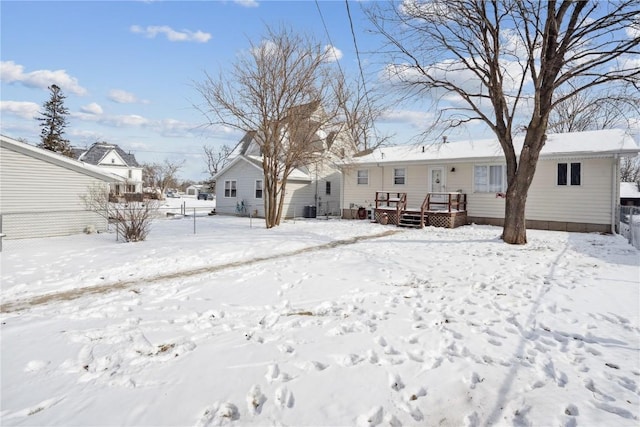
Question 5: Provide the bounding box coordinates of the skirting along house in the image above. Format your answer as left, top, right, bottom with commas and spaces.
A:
1, 134, 124, 239
340, 129, 639, 233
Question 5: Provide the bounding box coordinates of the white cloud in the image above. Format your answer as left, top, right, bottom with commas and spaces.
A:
80, 102, 103, 115
381, 109, 432, 128
0, 61, 87, 95
0, 100, 40, 119
323, 45, 343, 63
234, 0, 259, 7
108, 89, 142, 104
130, 25, 211, 43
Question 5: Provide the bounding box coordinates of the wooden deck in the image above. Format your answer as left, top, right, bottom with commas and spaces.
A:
373, 191, 467, 229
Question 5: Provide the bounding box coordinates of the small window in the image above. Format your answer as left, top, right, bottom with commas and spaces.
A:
557, 163, 581, 186
357, 169, 369, 185
128, 170, 132, 179
224, 180, 237, 198
394, 168, 406, 185
474, 165, 506, 192
325, 181, 331, 195
255, 180, 263, 199
111, 158, 115, 164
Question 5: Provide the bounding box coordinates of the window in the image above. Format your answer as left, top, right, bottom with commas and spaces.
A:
557, 162, 581, 186
394, 168, 406, 185
325, 181, 331, 195
474, 165, 506, 192
224, 180, 237, 198
128, 170, 132, 179
255, 180, 263, 199
357, 169, 369, 185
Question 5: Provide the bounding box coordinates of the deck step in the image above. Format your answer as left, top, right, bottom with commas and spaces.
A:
398, 212, 427, 228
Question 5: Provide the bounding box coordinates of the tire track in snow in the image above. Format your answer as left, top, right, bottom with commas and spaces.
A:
1, 229, 403, 313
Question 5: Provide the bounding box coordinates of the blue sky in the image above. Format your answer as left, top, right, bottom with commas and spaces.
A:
3, 1, 637, 182
1, 0, 429, 181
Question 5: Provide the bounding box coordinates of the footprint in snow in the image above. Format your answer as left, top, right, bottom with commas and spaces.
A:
389, 372, 404, 391
295, 360, 328, 371
196, 402, 239, 427
246, 385, 266, 415
356, 406, 383, 427
274, 386, 294, 409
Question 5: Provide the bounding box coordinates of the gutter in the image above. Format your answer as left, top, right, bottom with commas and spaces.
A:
611, 154, 619, 234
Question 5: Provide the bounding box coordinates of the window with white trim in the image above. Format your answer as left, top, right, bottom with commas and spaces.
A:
557, 162, 581, 186
357, 169, 369, 185
255, 180, 263, 199
474, 165, 506, 192
393, 168, 406, 185
325, 181, 331, 195
224, 180, 237, 198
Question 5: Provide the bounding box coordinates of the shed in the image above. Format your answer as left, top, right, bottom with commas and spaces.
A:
1, 134, 124, 239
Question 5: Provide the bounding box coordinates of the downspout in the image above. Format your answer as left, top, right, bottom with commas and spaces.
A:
611, 154, 619, 234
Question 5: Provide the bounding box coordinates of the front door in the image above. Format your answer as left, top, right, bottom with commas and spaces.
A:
428, 166, 446, 208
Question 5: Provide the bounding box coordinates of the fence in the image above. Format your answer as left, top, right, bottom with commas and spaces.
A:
619, 205, 640, 250
0, 201, 340, 251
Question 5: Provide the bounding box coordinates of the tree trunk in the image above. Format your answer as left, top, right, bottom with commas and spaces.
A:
502, 183, 529, 244
501, 127, 545, 245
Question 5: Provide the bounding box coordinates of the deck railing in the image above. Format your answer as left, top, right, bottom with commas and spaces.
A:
424, 192, 467, 212
375, 191, 407, 224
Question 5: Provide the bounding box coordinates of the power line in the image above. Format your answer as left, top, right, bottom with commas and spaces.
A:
344, 0, 381, 145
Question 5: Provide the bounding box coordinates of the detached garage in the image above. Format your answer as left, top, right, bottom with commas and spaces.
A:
0, 134, 123, 239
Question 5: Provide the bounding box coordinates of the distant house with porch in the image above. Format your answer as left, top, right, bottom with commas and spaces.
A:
73, 142, 143, 194
340, 129, 639, 233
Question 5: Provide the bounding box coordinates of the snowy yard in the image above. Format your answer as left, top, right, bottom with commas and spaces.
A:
1, 214, 639, 426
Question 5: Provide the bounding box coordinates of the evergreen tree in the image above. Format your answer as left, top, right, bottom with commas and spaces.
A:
37, 84, 73, 157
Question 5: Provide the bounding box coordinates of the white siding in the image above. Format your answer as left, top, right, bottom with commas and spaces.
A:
526, 158, 614, 224
215, 160, 264, 216
342, 157, 616, 226
1, 145, 110, 239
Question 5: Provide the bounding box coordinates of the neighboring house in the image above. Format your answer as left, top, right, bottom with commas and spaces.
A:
185, 184, 213, 197
620, 182, 640, 206
0, 134, 124, 239
341, 129, 639, 233
73, 142, 143, 194
213, 104, 349, 218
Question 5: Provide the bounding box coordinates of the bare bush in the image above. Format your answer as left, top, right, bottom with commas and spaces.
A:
81, 184, 159, 242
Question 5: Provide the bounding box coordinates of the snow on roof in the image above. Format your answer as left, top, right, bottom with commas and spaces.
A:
1, 134, 125, 182
347, 129, 639, 165
620, 182, 640, 199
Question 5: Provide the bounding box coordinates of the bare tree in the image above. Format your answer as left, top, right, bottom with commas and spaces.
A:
621, 157, 640, 183
203, 144, 232, 191
142, 159, 184, 196
195, 26, 344, 228
81, 184, 159, 242
548, 85, 640, 133
369, 0, 639, 244
334, 77, 392, 154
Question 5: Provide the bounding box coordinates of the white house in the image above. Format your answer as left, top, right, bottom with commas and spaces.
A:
213, 104, 350, 218
340, 129, 639, 233
73, 142, 143, 194
213, 135, 342, 218
0, 134, 124, 239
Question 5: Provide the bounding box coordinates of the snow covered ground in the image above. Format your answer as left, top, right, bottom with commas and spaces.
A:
1, 210, 639, 426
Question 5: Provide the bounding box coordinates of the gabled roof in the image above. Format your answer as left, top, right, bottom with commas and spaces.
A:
345, 129, 639, 166
212, 154, 312, 182
76, 142, 140, 167
1, 135, 125, 182
620, 182, 640, 199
